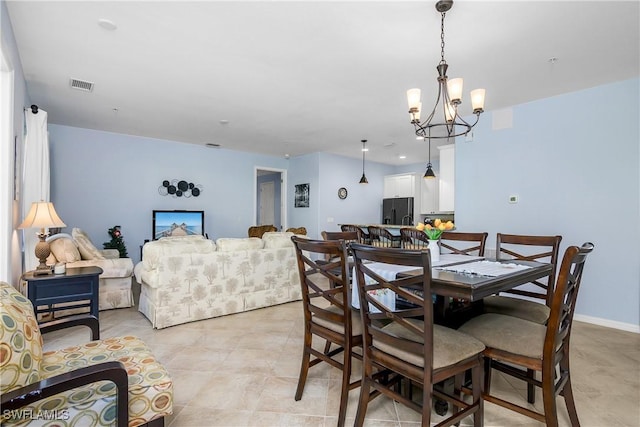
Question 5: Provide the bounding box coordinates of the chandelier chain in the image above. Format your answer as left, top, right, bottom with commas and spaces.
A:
440, 12, 446, 65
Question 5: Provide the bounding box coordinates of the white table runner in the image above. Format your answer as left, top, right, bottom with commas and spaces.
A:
436, 260, 532, 277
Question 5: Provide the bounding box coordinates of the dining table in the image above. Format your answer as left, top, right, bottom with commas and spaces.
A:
352, 253, 554, 326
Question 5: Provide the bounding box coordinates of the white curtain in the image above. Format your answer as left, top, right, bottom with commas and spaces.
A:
22, 108, 50, 272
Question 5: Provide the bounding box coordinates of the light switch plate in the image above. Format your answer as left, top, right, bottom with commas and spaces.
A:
509, 195, 519, 204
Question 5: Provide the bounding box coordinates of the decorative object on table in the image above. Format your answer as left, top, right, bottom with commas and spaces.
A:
359, 139, 368, 184
103, 225, 129, 258
18, 201, 67, 275
406, 0, 486, 180
416, 219, 455, 263
338, 187, 348, 199
158, 179, 202, 197
294, 183, 310, 208
53, 263, 66, 274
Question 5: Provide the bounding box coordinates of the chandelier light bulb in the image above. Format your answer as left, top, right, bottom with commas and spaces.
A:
471, 88, 486, 113
407, 88, 421, 110
447, 78, 463, 104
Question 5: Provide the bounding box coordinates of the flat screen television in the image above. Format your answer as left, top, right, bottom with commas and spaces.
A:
152, 210, 205, 240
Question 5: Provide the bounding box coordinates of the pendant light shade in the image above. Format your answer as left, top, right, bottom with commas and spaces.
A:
359, 139, 368, 184
424, 163, 436, 179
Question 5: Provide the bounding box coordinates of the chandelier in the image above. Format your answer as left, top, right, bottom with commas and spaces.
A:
407, 0, 486, 140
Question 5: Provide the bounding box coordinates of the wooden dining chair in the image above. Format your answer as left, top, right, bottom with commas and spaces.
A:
367, 225, 400, 248
321, 231, 359, 243
340, 224, 368, 244
459, 242, 594, 427
350, 243, 484, 427
291, 236, 362, 427
440, 231, 488, 256
400, 227, 430, 249
483, 234, 562, 324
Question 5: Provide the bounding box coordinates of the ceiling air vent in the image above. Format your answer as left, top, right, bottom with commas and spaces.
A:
69, 78, 94, 92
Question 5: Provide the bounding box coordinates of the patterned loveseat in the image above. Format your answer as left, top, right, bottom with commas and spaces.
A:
134, 232, 304, 329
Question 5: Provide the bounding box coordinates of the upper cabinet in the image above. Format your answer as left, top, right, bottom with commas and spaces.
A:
383, 173, 417, 198
438, 144, 455, 212
420, 177, 439, 214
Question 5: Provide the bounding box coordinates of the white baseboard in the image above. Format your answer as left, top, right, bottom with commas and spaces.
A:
574, 314, 640, 333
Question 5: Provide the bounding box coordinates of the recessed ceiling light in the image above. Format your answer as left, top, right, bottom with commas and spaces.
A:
399, 155, 406, 159
98, 18, 117, 31
219, 120, 229, 125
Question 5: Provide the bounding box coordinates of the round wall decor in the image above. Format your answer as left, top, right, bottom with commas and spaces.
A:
158, 179, 203, 198
338, 187, 348, 200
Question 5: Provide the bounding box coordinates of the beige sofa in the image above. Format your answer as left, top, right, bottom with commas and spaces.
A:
37, 228, 135, 310
134, 232, 304, 329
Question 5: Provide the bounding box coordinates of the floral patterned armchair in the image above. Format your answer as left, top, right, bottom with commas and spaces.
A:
0, 282, 173, 427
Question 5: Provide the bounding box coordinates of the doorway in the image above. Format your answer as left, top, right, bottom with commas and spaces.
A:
255, 167, 286, 230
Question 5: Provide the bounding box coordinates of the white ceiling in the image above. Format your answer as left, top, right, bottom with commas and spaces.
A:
6, 1, 639, 165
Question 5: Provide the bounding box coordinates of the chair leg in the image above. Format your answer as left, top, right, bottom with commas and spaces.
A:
354, 377, 371, 427
337, 345, 352, 427
542, 367, 559, 427
421, 382, 433, 427
295, 333, 312, 400
527, 368, 536, 403
472, 361, 484, 427
560, 356, 581, 427
483, 356, 492, 394
453, 373, 462, 424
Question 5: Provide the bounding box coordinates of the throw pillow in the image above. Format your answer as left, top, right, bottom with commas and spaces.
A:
72, 228, 106, 260
49, 237, 81, 263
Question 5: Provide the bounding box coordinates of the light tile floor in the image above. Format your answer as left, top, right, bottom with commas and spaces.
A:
43, 303, 640, 426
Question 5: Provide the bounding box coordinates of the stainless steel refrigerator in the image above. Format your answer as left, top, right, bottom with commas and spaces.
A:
382, 197, 414, 225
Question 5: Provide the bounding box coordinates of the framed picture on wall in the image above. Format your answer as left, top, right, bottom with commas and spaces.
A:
294, 183, 309, 208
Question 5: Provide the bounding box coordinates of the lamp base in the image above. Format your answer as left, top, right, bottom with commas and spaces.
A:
33, 265, 53, 276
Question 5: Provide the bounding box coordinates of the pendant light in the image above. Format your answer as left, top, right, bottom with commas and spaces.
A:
424, 129, 436, 179
359, 139, 369, 184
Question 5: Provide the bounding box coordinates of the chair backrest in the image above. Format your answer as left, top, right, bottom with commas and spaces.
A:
340, 224, 368, 244
367, 226, 399, 248
544, 242, 593, 360
321, 231, 359, 243
286, 227, 307, 235
0, 282, 43, 393
350, 244, 434, 372
497, 233, 562, 306
248, 225, 277, 238
440, 231, 488, 256
400, 227, 429, 249
291, 236, 355, 336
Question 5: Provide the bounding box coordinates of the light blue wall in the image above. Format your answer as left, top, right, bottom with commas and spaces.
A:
287, 153, 320, 239
317, 152, 395, 237
455, 78, 640, 327
48, 125, 290, 263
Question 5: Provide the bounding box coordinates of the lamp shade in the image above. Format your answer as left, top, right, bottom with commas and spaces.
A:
470, 88, 486, 113
18, 201, 66, 230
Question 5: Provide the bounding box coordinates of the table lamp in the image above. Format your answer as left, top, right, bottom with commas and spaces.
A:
18, 201, 66, 275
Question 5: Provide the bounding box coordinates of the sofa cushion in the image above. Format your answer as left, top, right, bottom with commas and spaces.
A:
72, 228, 106, 260
6, 336, 173, 426
142, 235, 216, 271
48, 236, 81, 263
216, 237, 264, 251
0, 282, 43, 394
262, 231, 302, 249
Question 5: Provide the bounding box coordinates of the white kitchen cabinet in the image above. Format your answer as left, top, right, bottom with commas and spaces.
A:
383, 174, 416, 198
438, 144, 455, 212
420, 176, 439, 214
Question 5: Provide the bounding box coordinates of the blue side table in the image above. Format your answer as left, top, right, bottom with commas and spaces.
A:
23, 266, 103, 339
